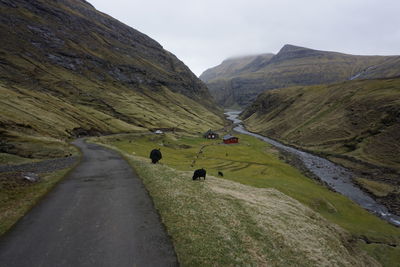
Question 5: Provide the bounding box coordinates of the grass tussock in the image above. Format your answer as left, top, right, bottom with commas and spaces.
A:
0, 153, 39, 165
355, 178, 396, 197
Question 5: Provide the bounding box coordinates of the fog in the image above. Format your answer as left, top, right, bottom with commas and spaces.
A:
88, 0, 400, 76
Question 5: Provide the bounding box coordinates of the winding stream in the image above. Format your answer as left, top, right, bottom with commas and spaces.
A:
226, 110, 400, 226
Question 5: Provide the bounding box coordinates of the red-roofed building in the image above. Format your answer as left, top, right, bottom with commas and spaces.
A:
223, 134, 239, 144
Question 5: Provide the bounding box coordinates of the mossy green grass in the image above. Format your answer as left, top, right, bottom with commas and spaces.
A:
93, 132, 400, 266
0, 168, 74, 236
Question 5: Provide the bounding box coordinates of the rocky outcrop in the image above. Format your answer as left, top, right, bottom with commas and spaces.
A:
0, 0, 217, 108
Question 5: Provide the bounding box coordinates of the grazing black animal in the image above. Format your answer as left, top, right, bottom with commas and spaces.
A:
150, 148, 162, 164
192, 168, 206, 180
218, 171, 224, 177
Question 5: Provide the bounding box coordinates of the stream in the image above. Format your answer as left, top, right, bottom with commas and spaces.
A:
226, 110, 400, 227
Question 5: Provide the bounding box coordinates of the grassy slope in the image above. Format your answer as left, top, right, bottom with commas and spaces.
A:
0, 82, 223, 158
358, 56, 400, 80
0, 0, 223, 159
92, 133, 400, 266
242, 78, 400, 172
242, 78, 400, 213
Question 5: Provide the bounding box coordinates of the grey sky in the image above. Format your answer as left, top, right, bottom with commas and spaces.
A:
87, 0, 400, 76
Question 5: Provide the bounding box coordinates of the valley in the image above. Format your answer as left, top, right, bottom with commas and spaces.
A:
204, 44, 400, 225
1, 0, 399, 266
228, 110, 400, 226
241, 78, 400, 217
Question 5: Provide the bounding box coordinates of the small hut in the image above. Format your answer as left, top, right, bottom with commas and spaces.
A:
203, 129, 219, 139
223, 134, 239, 144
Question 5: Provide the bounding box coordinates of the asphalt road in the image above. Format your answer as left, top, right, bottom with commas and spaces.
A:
0, 139, 178, 267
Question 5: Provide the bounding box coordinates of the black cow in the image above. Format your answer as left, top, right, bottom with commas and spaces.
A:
150, 148, 162, 164
218, 171, 224, 177
192, 168, 206, 180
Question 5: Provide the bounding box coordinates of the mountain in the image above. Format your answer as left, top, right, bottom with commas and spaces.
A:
241, 77, 400, 214
200, 53, 275, 83
200, 44, 400, 107
0, 0, 223, 158
349, 56, 400, 80
200, 54, 275, 108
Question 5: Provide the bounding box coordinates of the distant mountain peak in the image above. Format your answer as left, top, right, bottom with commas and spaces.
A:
270, 44, 323, 64
77, 0, 94, 8
279, 44, 309, 53
279, 44, 309, 52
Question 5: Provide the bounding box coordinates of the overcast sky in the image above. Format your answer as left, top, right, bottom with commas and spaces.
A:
87, 0, 400, 76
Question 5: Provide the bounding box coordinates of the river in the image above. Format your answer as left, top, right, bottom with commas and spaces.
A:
226, 110, 400, 227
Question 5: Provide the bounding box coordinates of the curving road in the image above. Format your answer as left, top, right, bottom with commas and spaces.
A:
0, 139, 178, 267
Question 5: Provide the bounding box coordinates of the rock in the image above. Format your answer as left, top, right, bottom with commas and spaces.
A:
1, 0, 17, 8
22, 172, 40, 182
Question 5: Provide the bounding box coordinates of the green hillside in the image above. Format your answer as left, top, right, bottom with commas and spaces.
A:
242, 78, 400, 214
352, 56, 400, 80
0, 0, 223, 159
201, 45, 400, 107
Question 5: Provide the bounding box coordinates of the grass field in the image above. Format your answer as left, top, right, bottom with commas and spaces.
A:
0, 168, 75, 236
0, 136, 80, 236
92, 132, 400, 266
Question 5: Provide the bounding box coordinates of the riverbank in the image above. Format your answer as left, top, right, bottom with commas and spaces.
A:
232, 124, 400, 217
226, 110, 400, 227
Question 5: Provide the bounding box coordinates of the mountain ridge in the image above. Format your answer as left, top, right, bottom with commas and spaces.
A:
201, 44, 400, 107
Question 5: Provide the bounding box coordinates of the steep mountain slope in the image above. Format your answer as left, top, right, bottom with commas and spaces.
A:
200, 54, 274, 107
350, 56, 400, 80
241, 77, 400, 214
201, 45, 400, 107
0, 0, 223, 158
